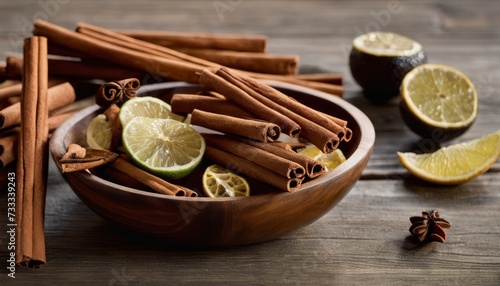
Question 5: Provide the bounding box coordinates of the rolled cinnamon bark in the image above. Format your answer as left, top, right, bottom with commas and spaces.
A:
191, 109, 280, 143
34, 20, 205, 84
76, 22, 218, 70
199, 69, 301, 138
177, 48, 298, 75
95, 78, 140, 107
115, 29, 267, 53
15, 36, 48, 268
0, 82, 76, 129
110, 156, 196, 197
293, 73, 343, 85
103, 104, 122, 151
0, 82, 22, 100
0, 133, 17, 168
6, 56, 146, 82
170, 94, 254, 119
216, 67, 342, 153
204, 146, 302, 192
203, 134, 305, 179
244, 139, 325, 179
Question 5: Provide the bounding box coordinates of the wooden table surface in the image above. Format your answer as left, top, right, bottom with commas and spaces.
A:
1, 0, 500, 285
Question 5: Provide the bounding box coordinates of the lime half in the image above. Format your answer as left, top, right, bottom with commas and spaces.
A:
122, 117, 205, 179
400, 64, 478, 141
119, 96, 185, 128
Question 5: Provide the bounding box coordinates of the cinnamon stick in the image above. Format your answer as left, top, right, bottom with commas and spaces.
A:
216, 67, 342, 152
6, 56, 145, 82
0, 133, 17, 168
115, 29, 267, 53
34, 20, 205, 84
0, 82, 76, 129
15, 36, 48, 268
205, 146, 302, 192
176, 48, 298, 75
199, 69, 301, 138
203, 134, 305, 179
244, 139, 325, 179
60, 148, 119, 173
293, 73, 343, 85
110, 156, 197, 197
95, 78, 140, 107
0, 82, 22, 100
103, 104, 122, 151
191, 109, 280, 143
170, 94, 254, 119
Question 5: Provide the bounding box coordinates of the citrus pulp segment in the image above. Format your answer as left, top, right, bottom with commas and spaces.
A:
398, 131, 500, 184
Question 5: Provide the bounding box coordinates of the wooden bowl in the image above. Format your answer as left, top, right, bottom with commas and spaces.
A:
50, 81, 375, 246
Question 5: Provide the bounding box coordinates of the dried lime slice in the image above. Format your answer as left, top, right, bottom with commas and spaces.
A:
202, 164, 250, 197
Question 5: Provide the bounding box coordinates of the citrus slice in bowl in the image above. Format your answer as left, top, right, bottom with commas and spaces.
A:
202, 164, 250, 198
119, 96, 185, 127
398, 130, 500, 185
86, 114, 112, 150
298, 145, 346, 172
122, 117, 205, 180
400, 64, 478, 141
349, 31, 427, 102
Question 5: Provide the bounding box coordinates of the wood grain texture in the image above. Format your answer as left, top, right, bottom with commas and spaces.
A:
1, 0, 499, 285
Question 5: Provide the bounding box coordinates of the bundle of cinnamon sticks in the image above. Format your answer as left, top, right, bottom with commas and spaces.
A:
169, 67, 352, 192
0, 20, 343, 96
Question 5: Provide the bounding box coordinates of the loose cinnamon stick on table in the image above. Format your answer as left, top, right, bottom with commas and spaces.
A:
203, 134, 305, 179
215, 67, 342, 153
191, 109, 281, 143
176, 48, 299, 75
15, 36, 49, 268
115, 29, 267, 53
170, 94, 254, 119
199, 69, 301, 138
204, 146, 302, 192
0, 82, 76, 129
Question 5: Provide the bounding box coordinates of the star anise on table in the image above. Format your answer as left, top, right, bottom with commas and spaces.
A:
409, 210, 451, 243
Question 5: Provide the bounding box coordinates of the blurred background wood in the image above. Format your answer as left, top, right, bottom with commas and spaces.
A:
1, 0, 499, 284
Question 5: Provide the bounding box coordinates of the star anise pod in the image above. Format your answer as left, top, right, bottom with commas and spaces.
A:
409, 210, 451, 243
